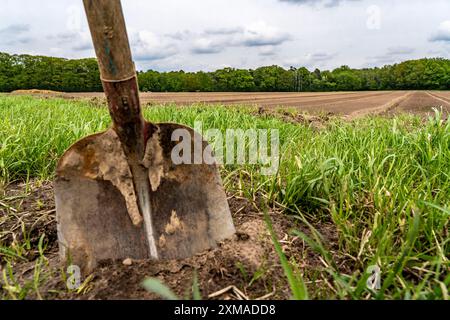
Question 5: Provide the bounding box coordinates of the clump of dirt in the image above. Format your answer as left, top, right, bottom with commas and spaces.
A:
85, 96, 107, 108
1, 181, 340, 300
11, 89, 62, 95
0, 181, 57, 263
253, 107, 333, 130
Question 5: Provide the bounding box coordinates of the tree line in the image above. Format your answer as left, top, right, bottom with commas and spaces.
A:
0, 52, 448, 93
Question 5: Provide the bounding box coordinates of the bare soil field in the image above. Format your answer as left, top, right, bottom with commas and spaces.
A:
387, 91, 450, 115
429, 91, 450, 99
11, 90, 450, 117
427, 91, 450, 105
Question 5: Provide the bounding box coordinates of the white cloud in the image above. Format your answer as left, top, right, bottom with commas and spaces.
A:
0, 24, 30, 35
281, 52, 338, 69
48, 31, 93, 52
131, 31, 178, 61
279, 0, 362, 8
366, 46, 416, 66
430, 20, 450, 42
190, 21, 291, 55
306, 52, 337, 62
0, 0, 449, 71
203, 27, 243, 36
232, 21, 291, 47
386, 46, 415, 55
0, 24, 32, 46
258, 46, 277, 57
191, 37, 224, 54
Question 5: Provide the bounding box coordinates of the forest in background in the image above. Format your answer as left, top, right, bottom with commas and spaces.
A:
0, 52, 449, 92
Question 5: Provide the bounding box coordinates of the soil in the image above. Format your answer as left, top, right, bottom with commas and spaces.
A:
11, 89, 61, 95
0, 181, 340, 300
387, 91, 450, 117
11, 90, 450, 117
251, 107, 333, 130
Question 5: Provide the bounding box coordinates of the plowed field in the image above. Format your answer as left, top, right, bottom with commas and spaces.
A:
14, 90, 450, 117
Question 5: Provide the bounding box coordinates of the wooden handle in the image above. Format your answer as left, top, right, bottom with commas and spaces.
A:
83, 0, 147, 160
83, 0, 135, 81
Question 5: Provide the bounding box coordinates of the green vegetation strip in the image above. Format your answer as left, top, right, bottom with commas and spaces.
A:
0, 95, 449, 299
1, 52, 449, 92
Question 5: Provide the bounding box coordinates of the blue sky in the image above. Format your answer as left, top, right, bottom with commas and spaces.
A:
1, 0, 449, 71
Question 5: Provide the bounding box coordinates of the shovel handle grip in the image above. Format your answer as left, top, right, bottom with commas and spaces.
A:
83, 0, 147, 159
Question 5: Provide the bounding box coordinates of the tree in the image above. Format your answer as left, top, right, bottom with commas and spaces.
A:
0, 52, 449, 92
253, 66, 293, 92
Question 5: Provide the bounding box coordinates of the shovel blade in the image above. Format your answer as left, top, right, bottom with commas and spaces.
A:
55, 123, 235, 273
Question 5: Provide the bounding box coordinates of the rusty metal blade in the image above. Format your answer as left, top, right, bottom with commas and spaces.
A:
55, 123, 235, 274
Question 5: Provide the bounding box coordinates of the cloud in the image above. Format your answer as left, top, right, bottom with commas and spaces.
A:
234, 21, 291, 47
48, 31, 93, 51
165, 30, 191, 40
48, 28, 180, 59
72, 41, 93, 51
283, 51, 338, 68
0, 24, 30, 35
5, 37, 32, 46
131, 31, 178, 61
427, 49, 447, 57
190, 21, 291, 55
0, 24, 32, 46
367, 46, 416, 65
279, 0, 361, 8
307, 52, 337, 62
429, 20, 450, 42
367, 55, 397, 65
203, 27, 243, 36
191, 38, 224, 54
258, 46, 277, 57
49, 32, 77, 42
2, 0, 445, 72
386, 46, 415, 55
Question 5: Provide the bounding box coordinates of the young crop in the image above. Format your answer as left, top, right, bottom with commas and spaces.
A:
0, 95, 448, 299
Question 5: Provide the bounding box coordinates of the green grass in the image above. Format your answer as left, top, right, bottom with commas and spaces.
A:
0, 95, 449, 300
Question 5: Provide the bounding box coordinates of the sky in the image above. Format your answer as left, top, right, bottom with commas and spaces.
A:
1, 0, 449, 72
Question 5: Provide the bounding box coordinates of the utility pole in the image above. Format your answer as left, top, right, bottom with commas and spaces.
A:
299, 70, 303, 92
